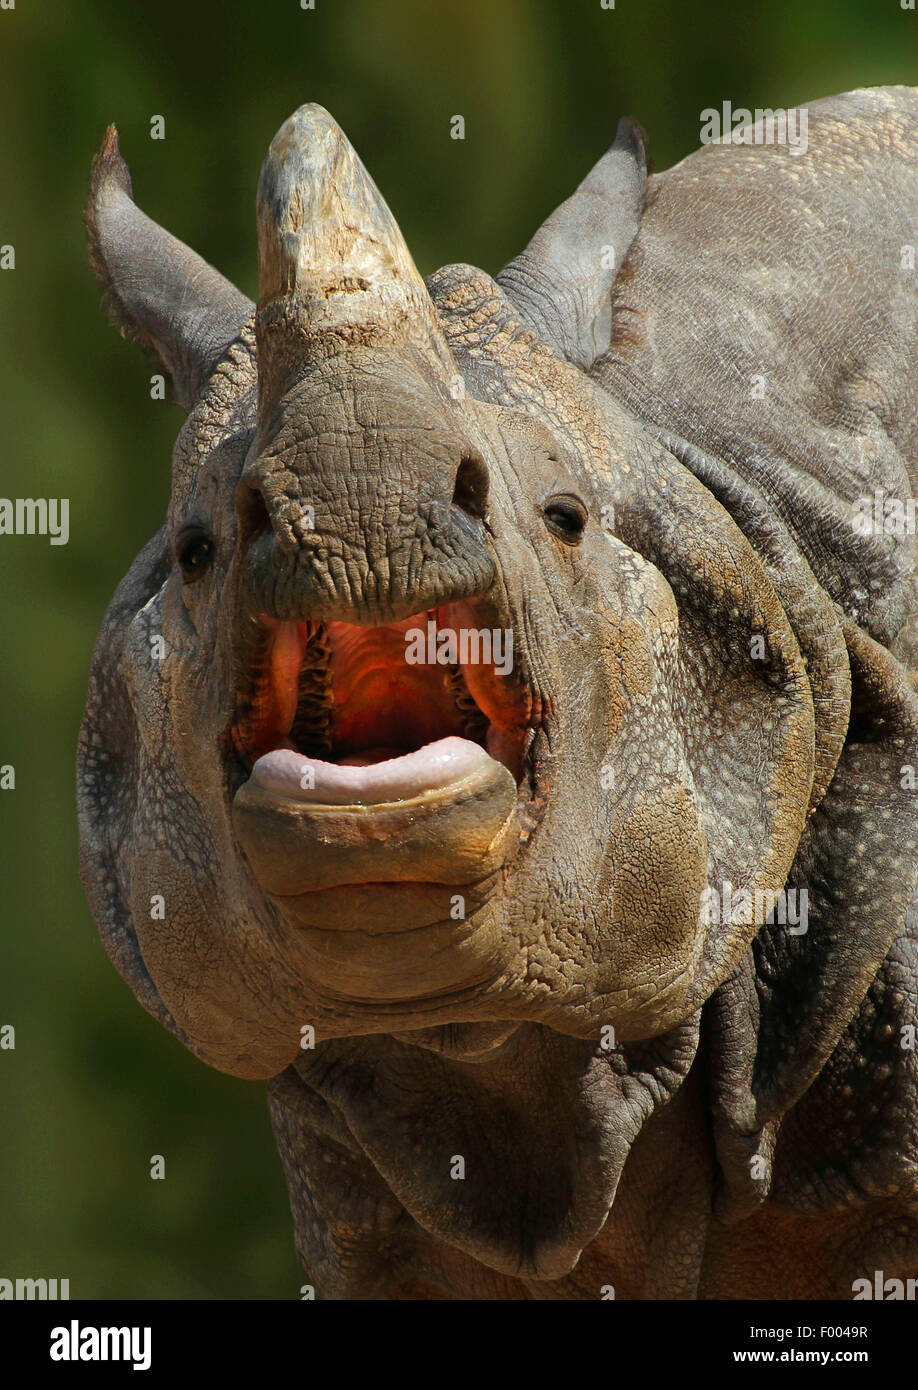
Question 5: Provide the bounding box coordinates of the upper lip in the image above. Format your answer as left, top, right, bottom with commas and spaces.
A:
238, 497, 497, 629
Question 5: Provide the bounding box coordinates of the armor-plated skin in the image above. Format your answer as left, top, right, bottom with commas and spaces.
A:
79, 88, 918, 1298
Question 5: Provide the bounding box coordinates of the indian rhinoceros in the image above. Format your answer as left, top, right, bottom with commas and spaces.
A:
78, 86, 918, 1300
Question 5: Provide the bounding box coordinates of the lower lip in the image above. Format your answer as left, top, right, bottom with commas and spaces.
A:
232, 740, 521, 895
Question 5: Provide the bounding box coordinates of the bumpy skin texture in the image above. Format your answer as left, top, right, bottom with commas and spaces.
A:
78, 88, 918, 1298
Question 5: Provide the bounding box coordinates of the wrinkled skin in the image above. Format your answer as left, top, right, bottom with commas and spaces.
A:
78, 87, 918, 1298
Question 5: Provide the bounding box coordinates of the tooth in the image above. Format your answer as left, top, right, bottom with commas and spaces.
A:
288, 621, 334, 758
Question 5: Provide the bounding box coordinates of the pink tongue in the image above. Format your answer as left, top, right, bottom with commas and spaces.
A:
252, 736, 495, 806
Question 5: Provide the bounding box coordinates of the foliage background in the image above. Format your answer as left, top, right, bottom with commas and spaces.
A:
0, 0, 915, 1298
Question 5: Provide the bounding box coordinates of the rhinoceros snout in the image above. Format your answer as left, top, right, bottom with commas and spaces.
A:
234, 375, 497, 627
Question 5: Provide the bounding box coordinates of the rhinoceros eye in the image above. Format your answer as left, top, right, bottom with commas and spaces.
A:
177, 528, 215, 583
543, 494, 587, 545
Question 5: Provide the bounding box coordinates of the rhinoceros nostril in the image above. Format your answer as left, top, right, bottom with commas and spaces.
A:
235, 482, 271, 543
452, 454, 489, 522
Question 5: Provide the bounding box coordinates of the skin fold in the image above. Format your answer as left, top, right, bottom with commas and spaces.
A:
78, 87, 918, 1299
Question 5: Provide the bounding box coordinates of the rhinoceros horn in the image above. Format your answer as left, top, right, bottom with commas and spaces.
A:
255, 104, 456, 424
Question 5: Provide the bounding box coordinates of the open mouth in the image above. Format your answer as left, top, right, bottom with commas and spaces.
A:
233, 603, 536, 801
230, 602, 546, 896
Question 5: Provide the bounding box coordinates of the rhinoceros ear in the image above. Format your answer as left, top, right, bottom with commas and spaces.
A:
496, 117, 647, 369
86, 125, 254, 410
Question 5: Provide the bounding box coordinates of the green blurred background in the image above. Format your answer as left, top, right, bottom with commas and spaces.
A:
0, 0, 914, 1299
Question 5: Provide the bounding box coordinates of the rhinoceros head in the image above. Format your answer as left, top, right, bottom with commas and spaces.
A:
79, 105, 814, 1081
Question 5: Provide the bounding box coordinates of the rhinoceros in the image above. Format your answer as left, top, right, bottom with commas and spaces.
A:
78, 86, 918, 1300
